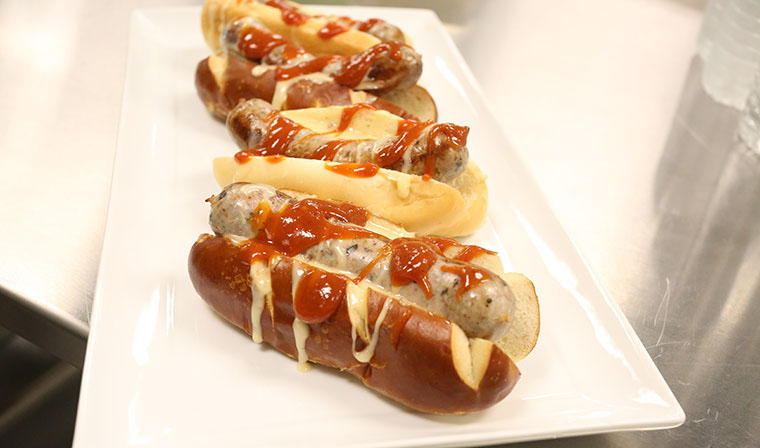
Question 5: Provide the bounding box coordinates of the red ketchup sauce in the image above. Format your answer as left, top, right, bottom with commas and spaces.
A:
440, 265, 491, 301
265, 0, 310, 25
333, 42, 407, 88
325, 162, 379, 178
423, 123, 469, 178
420, 236, 496, 262
234, 114, 304, 161
237, 25, 305, 62
239, 239, 276, 264
374, 120, 470, 180
455, 245, 496, 262
254, 198, 378, 256
248, 201, 272, 234
234, 151, 254, 164
317, 21, 350, 39
356, 18, 384, 32
310, 140, 352, 160
293, 268, 347, 323
389, 238, 438, 298
375, 119, 430, 167
337, 103, 376, 132
356, 238, 439, 298
264, 155, 286, 163
390, 309, 413, 348
419, 236, 458, 253
317, 17, 384, 39
241, 198, 382, 326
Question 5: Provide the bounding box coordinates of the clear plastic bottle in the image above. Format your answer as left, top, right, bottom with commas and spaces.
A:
737, 72, 760, 155
698, 0, 727, 60
699, 0, 760, 109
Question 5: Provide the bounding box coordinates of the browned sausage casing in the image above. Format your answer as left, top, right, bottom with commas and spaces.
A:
195, 56, 417, 120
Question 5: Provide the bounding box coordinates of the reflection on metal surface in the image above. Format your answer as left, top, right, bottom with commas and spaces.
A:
508, 57, 760, 448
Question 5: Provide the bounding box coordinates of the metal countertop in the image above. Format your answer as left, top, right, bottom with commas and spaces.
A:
2, 0, 758, 446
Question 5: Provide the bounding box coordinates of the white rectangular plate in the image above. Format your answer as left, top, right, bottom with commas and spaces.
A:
74, 6, 684, 447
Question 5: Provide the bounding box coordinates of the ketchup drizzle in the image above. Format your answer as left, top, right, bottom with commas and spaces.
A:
237, 25, 305, 62
420, 236, 495, 262
310, 140, 352, 160
334, 42, 407, 88
375, 119, 430, 167
236, 115, 304, 159
391, 309, 413, 349
455, 245, 495, 262
356, 18, 385, 32
337, 103, 376, 132
440, 265, 490, 301
239, 239, 276, 263
265, 0, 310, 25
293, 268, 347, 324
325, 162, 379, 178
423, 123, 469, 178
255, 198, 377, 256
318, 21, 350, 39
356, 238, 439, 299
374, 120, 470, 178
389, 239, 437, 298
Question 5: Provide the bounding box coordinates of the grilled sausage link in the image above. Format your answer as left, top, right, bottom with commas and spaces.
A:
227, 99, 469, 182
220, 17, 422, 92
208, 183, 515, 340
195, 55, 417, 120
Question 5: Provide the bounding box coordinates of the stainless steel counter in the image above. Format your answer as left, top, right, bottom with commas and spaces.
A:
2, 0, 759, 446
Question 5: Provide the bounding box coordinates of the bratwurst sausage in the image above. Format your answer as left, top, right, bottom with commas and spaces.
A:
195, 55, 419, 120
221, 17, 422, 93
208, 183, 515, 340
227, 99, 470, 182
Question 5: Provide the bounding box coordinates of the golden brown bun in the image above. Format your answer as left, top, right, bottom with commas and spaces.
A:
189, 234, 521, 414
202, 0, 382, 57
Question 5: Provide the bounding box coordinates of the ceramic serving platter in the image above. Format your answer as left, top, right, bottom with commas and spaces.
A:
73, 6, 684, 447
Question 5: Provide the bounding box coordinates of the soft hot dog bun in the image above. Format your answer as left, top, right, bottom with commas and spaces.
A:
212, 106, 487, 237
203, 0, 384, 57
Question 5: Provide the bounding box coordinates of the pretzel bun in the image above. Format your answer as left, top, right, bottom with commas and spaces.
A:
203, 0, 384, 57
190, 234, 525, 414
212, 105, 486, 236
